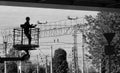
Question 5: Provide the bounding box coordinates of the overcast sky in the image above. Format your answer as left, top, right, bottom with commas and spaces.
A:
0, 5, 98, 67
0, 5, 98, 29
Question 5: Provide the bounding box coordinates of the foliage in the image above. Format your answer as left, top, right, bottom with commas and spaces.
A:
25, 63, 36, 73
68, 63, 82, 73
84, 11, 120, 72
24, 63, 46, 73
53, 48, 68, 73
0, 63, 4, 73
88, 66, 97, 73
38, 66, 46, 73
7, 62, 17, 73
0, 62, 18, 73
0, 48, 18, 73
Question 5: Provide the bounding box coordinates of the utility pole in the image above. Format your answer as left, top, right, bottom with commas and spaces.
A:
68, 16, 79, 73
72, 25, 78, 73
45, 55, 48, 73
19, 61, 22, 73
50, 46, 53, 73
2, 30, 8, 73
4, 42, 7, 73
82, 33, 85, 73
18, 52, 22, 73
37, 55, 39, 73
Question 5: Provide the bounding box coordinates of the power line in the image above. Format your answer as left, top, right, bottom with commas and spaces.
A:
40, 42, 82, 44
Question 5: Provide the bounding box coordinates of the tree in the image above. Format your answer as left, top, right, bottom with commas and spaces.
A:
38, 66, 46, 73
0, 63, 4, 73
53, 48, 68, 73
88, 66, 97, 73
7, 62, 17, 73
24, 63, 46, 73
26, 64, 36, 73
0, 48, 18, 73
0, 62, 18, 73
84, 11, 120, 73
6, 48, 18, 73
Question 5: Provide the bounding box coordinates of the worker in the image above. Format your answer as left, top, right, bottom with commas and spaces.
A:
21, 17, 37, 45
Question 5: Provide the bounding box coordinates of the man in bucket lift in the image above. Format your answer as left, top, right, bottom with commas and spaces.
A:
21, 17, 37, 45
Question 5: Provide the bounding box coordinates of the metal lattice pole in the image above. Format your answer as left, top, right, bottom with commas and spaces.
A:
4, 42, 7, 73
51, 46, 53, 73
82, 34, 85, 73
37, 55, 39, 73
1, 30, 9, 73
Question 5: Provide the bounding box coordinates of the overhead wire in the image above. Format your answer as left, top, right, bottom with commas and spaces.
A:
40, 41, 82, 44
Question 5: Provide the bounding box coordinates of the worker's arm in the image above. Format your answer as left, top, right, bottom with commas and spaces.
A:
30, 24, 37, 28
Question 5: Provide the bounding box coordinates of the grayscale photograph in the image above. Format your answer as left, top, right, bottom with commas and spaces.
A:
0, 0, 119, 73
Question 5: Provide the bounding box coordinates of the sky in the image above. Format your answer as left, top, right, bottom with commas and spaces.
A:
0, 5, 98, 29
0, 5, 98, 69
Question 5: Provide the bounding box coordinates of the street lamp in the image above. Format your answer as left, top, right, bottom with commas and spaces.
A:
103, 33, 115, 73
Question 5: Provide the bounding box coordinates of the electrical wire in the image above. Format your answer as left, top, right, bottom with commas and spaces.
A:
40, 42, 82, 45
